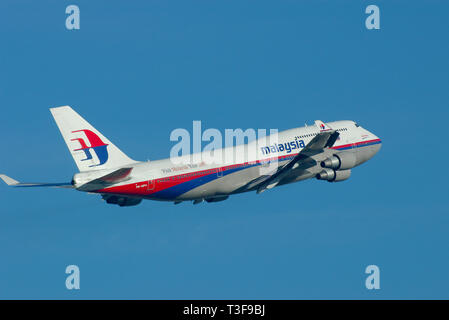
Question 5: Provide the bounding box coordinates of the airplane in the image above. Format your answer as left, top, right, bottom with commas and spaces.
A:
0, 106, 381, 206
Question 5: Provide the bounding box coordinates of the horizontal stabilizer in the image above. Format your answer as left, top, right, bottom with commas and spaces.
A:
76, 167, 133, 191
92, 167, 133, 183
0, 174, 73, 188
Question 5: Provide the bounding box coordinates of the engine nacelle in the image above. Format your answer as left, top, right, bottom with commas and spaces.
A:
316, 168, 335, 181
316, 168, 351, 182
205, 195, 229, 203
104, 195, 142, 207
321, 152, 356, 170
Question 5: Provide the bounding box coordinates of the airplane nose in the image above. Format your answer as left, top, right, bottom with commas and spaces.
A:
372, 140, 382, 155
371, 134, 382, 156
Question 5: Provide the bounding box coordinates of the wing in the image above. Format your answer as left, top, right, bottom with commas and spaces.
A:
0, 167, 133, 191
254, 129, 339, 194
0, 174, 73, 188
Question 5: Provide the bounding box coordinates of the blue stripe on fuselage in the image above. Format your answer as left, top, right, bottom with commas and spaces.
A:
149, 162, 264, 200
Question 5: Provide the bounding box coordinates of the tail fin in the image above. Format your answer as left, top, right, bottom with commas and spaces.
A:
314, 120, 332, 131
50, 106, 136, 172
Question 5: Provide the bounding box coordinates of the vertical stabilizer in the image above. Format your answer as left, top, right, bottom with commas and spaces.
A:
50, 106, 136, 172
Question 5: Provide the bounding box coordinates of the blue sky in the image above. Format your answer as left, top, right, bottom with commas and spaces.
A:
0, 0, 448, 299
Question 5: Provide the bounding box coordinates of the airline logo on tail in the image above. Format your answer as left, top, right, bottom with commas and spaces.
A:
71, 129, 109, 167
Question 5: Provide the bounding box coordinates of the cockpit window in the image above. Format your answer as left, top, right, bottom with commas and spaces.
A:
355, 122, 360, 127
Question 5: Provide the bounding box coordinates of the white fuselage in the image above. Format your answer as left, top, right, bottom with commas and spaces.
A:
87, 120, 381, 203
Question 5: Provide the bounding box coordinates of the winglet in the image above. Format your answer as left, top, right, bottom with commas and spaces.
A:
314, 120, 332, 131
0, 174, 20, 186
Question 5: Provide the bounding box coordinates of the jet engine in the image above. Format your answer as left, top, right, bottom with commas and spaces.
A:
320, 152, 356, 170
102, 195, 142, 207
316, 168, 351, 182
205, 195, 229, 203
